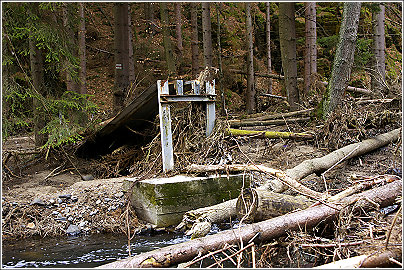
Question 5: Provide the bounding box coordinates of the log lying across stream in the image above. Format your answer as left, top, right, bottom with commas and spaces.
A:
98, 180, 401, 268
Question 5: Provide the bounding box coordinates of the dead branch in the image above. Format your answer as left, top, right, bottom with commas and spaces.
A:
226, 128, 314, 140
241, 108, 314, 121
97, 180, 401, 268
229, 117, 310, 128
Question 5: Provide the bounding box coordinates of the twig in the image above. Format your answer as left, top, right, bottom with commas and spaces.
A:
388, 257, 403, 267
43, 165, 63, 180
182, 243, 234, 268
385, 204, 402, 248
300, 240, 364, 248
207, 242, 255, 268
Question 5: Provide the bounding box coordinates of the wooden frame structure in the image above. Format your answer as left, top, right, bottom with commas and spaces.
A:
157, 79, 216, 172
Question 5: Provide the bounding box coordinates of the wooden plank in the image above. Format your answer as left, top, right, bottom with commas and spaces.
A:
157, 80, 174, 172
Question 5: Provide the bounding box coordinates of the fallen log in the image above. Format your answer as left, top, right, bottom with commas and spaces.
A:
229, 69, 375, 96
226, 128, 314, 140
314, 249, 402, 268
276, 128, 402, 192
241, 108, 314, 121
229, 117, 310, 128
97, 180, 401, 268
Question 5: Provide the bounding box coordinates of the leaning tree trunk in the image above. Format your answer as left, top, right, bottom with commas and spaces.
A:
98, 180, 401, 268
78, 2, 87, 95
304, 2, 317, 94
246, 2, 256, 114
371, 3, 386, 94
128, 4, 136, 86
279, 2, 299, 111
160, 2, 176, 75
113, 3, 130, 115
323, 2, 361, 117
202, 2, 213, 68
266, 2, 273, 94
190, 2, 199, 78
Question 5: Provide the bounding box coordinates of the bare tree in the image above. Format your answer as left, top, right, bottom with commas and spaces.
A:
160, 2, 176, 75
279, 2, 299, 111
323, 2, 361, 117
202, 2, 213, 68
266, 2, 273, 94
371, 3, 386, 93
78, 2, 86, 95
304, 2, 317, 94
113, 3, 130, 114
246, 2, 256, 114
191, 2, 199, 78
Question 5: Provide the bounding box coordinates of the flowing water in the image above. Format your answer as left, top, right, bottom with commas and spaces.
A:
2, 232, 189, 268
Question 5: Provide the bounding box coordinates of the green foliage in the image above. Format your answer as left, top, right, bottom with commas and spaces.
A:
354, 38, 373, 68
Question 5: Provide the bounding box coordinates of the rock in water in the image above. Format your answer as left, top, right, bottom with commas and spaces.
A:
66, 224, 81, 235
190, 221, 212, 239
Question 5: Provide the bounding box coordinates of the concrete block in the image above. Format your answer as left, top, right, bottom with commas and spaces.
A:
123, 174, 250, 227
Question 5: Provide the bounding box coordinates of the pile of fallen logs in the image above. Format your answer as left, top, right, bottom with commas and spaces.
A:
98, 128, 401, 268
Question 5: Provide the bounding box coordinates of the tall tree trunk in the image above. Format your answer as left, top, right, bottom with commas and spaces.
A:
202, 2, 213, 68
128, 4, 136, 84
160, 2, 176, 75
62, 3, 79, 93
191, 2, 199, 78
78, 2, 86, 95
304, 2, 317, 94
113, 3, 130, 115
144, 2, 155, 35
29, 32, 47, 147
323, 2, 361, 117
279, 3, 299, 111
371, 3, 386, 93
246, 3, 256, 114
266, 2, 273, 94
175, 3, 184, 75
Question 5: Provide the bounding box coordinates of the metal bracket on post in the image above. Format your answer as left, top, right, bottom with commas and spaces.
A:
157, 79, 216, 172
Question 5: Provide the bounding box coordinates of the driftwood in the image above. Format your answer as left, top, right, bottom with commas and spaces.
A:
226, 128, 314, 140
229, 117, 310, 128
241, 108, 314, 121
314, 249, 402, 268
97, 180, 401, 268
276, 128, 402, 192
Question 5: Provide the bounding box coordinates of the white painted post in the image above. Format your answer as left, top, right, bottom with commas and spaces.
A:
192, 80, 201, 95
157, 80, 174, 172
206, 80, 215, 136
175, 80, 183, 95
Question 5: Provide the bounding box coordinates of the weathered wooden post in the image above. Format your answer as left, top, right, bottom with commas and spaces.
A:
158, 79, 215, 172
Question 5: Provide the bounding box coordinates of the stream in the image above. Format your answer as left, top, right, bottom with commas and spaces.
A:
2, 232, 189, 268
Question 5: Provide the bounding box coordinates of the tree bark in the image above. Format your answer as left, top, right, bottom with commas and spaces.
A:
279, 3, 299, 111
78, 2, 87, 95
323, 2, 361, 117
266, 2, 273, 94
128, 4, 136, 85
190, 2, 199, 78
144, 2, 155, 35
371, 3, 386, 93
160, 2, 176, 75
202, 2, 213, 68
113, 3, 130, 115
246, 3, 256, 114
175, 3, 184, 75
29, 21, 47, 147
98, 180, 401, 268
304, 2, 317, 94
